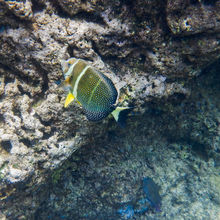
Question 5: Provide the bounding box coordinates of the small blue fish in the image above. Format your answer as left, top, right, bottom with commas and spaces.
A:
117, 204, 134, 219
143, 177, 162, 211
134, 198, 149, 214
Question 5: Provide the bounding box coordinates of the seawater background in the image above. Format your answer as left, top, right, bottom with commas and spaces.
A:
34, 61, 220, 220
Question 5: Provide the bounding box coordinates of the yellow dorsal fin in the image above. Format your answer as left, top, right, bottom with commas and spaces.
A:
64, 93, 75, 108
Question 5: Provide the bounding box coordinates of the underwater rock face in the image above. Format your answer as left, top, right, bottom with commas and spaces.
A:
0, 0, 220, 219
167, 0, 220, 35
33, 131, 220, 220
1, 0, 33, 20
57, 0, 111, 15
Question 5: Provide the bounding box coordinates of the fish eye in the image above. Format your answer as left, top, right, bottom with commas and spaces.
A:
67, 62, 71, 68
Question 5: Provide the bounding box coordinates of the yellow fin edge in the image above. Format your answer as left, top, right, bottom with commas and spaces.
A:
111, 107, 131, 122
64, 93, 75, 108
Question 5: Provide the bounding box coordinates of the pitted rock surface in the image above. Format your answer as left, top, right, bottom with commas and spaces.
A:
0, 0, 220, 219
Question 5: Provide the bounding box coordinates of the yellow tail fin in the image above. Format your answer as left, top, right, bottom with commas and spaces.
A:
111, 107, 132, 127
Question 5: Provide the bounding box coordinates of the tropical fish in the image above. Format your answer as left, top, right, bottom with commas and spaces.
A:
61, 58, 130, 124
143, 177, 162, 211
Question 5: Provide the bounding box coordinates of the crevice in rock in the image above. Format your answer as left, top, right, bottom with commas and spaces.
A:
0, 114, 4, 123
91, 39, 102, 59
167, 93, 187, 105
20, 138, 32, 148
17, 84, 32, 98
191, 141, 209, 161
74, 11, 106, 26
30, 59, 49, 96
190, 0, 200, 5
34, 112, 56, 136
175, 138, 210, 161
0, 5, 31, 27
12, 105, 22, 118
47, 0, 73, 19
159, 1, 173, 35
48, 1, 107, 25
1, 140, 12, 153
67, 44, 76, 58
202, 0, 218, 6
31, 0, 46, 13
0, 63, 39, 88
4, 75, 14, 84
35, 115, 52, 127
182, 54, 195, 65
42, 127, 56, 140
21, 126, 34, 133
139, 54, 146, 64
41, 132, 51, 141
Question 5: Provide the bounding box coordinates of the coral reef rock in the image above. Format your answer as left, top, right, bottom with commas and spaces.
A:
0, 0, 219, 219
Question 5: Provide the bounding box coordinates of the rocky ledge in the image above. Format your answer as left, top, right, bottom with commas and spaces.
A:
0, 0, 219, 219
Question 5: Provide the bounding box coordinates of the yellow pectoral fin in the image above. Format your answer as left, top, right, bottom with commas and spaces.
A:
64, 93, 75, 108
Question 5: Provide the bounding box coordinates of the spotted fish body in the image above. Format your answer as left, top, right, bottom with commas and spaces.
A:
62, 58, 123, 121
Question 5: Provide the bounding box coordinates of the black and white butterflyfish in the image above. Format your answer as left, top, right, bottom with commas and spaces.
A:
61, 58, 131, 126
